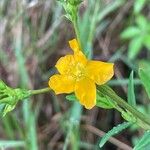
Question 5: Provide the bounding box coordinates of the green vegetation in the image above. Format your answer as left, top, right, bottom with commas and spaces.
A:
0, 0, 150, 149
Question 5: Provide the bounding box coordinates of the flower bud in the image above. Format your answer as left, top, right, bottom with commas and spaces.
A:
58, 0, 82, 6
58, 0, 82, 21
67, 0, 82, 6
0, 80, 31, 116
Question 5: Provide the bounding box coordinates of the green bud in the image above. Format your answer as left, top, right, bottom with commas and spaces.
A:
0, 80, 31, 116
58, 0, 82, 22
68, 0, 83, 6
58, 0, 82, 6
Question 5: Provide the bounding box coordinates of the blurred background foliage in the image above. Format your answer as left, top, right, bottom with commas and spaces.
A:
0, 0, 150, 149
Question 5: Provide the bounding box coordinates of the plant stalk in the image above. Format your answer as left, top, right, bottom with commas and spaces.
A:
30, 88, 51, 96
72, 14, 82, 50
98, 85, 150, 128
29, 85, 150, 129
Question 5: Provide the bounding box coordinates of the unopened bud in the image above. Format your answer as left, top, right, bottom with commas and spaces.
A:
0, 80, 31, 116
58, 0, 83, 21
67, 0, 82, 6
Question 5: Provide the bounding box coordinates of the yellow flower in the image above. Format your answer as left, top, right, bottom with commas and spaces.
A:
49, 39, 114, 109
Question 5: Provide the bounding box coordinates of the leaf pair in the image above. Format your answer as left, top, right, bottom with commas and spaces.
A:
121, 15, 150, 59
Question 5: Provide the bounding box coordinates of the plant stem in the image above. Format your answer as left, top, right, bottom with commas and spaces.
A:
98, 85, 150, 128
29, 85, 150, 129
30, 88, 51, 96
72, 14, 82, 50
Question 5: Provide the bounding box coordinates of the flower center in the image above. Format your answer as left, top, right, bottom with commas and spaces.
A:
71, 62, 86, 81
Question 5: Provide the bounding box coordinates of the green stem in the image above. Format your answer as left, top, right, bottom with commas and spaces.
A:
98, 85, 150, 128
28, 85, 150, 129
30, 88, 51, 96
72, 14, 82, 50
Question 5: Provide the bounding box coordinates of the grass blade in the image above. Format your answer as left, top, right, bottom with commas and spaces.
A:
128, 71, 136, 107
0, 140, 25, 148
99, 122, 132, 148
139, 68, 150, 98
133, 131, 150, 150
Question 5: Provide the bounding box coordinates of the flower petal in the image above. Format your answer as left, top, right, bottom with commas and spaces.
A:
86, 61, 114, 85
75, 78, 96, 109
69, 39, 80, 53
74, 51, 87, 66
49, 74, 75, 94
55, 55, 75, 75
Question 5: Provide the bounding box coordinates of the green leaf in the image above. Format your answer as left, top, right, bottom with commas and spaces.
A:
28, 113, 38, 150
99, 122, 132, 148
97, 0, 125, 23
136, 15, 148, 30
133, 131, 150, 150
58, 0, 82, 6
121, 110, 136, 123
0, 140, 25, 148
96, 90, 116, 109
127, 71, 136, 107
121, 27, 141, 39
66, 94, 77, 101
134, 0, 146, 14
139, 68, 150, 98
139, 60, 150, 72
143, 35, 150, 49
128, 36, 143, 59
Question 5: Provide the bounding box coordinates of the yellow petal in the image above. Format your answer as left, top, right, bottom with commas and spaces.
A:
69, 39, 87, 65
74, 78, 96, 109
74, 51, 87, 66
49, 74, 75, 94
86, 61, 114, 85
69, 39, 80, 53
55, 55, 75, 75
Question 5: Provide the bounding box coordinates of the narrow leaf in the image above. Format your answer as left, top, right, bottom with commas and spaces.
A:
96, 90, 116, 109
99, 122, 132, 148
128, 37, 143, 59
127, 71, 136, 107
133, 131, 150, 150
121, 110, 136, 123
144, 35, 150, 49
97, 0, 125, 23
139, 60, 150, 70
121, 27, 140, 39
0, 140, 25, 148
66, 94, 77, 101
139, 68, 150, 98
134, 0, 146, 14
136, 15, 148, 30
